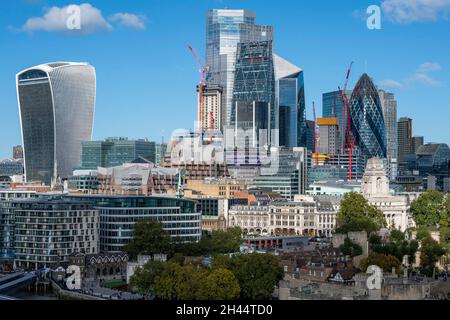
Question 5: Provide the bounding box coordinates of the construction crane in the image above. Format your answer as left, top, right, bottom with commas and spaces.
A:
186, 44, 209, 137
312, 101, 319, 166
338, 61, 355, 180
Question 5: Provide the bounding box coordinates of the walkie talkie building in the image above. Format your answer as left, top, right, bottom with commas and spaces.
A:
16, 62, 96, 184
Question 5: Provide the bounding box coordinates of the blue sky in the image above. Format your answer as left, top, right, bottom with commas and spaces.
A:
0, 0, 449, 158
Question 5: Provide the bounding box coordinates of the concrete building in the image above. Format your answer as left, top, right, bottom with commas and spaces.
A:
11, 198, 99, 269
199, 84, 222, 132
17, 62, 96, 184
361, 158, 416, 231
0, 190, 37, 259
184, 178, 246, 198
317, 118, 340, 155
13, 145, 23, 160
96, 162, 177, 196
229, 195, 339, 238
306, 180, 361, 197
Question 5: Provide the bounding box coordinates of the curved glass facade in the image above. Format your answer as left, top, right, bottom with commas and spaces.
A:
17, 62, 96, 184
349, 74, 387, 159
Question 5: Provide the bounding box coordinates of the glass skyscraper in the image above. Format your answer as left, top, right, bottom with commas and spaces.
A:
81, 137, 156, 169
231, 41, 276, 147
349, 74, 387, 159
16, 62, 96, 184
274, 54, 307, 148
322, 90, 352, 149
206, 9, 273, 130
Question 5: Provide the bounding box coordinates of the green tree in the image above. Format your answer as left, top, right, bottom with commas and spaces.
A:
124, 219, 171, 260
339, 238, 363, 257
153, 262, 208, 300
420, 237, 446, 270
410, 190, 446, 228
227, 254, 284, 300
198, 268, 240, 300
360, 253, 401, 272
336, 192, 386, 234
129, 260, 166, 296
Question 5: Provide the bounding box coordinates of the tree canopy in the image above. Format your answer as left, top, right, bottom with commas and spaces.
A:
410, 190, 449, 229
336, 192, 386, 234
360, 253, 401, 273
124, 219, 172, 260
339, 238, 363, 257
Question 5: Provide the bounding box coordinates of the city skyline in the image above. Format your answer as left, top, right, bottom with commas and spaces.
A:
1, 0, 450, 159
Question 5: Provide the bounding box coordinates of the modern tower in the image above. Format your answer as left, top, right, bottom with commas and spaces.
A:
206, 9, 273, 130
322, 90, 352, 149
16, 62, 96, 185
274, 54, 307, 148
231, 41, 276, 148
349, 74, 387, 159
379, 89, 398, 179
397, 117, 413, 168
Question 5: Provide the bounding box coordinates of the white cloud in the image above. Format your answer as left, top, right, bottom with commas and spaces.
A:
378, 79, 404, 90
22, 3, 111, 34
381, 0, 450, 24
408, 72, 443, 87
20, 3, 147, 35
379, 62, 444, 89
417, 62, 442, 72
109, 13, 146, 30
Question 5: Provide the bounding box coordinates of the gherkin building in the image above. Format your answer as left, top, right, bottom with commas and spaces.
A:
349, 74, 387, 159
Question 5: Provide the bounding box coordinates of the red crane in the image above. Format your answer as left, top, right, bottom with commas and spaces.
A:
338, 61, 354, 180
312, 101, 319, 166
186, 44, 209, 135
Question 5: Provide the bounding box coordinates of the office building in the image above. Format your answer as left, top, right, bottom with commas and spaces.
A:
16, 62, 96, 184
68, 170, 99, 193
397, 117, 413, 169
317, 118, 340, 155
379, 89, 398, 179
0, 159, 24, 176
412, 136, 424, 154
11, 198, 99, 269
349, 74, 387, 159
81, 137, 156, 169
13, 145, 23, 160
199, 84, 222, 132
274, 54, 307, 148
155, 142, 168, 166
322, 90, 352, 148
65, 195, 202, 252
306, 120, 316, 153
96, 163, 178, 196
0, 190, 37, 259
231, 40, 276, 147
251, 147, 308, 200
184, 178, 246, 199
228, 196, 339, 238
206, 9, 273, 129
